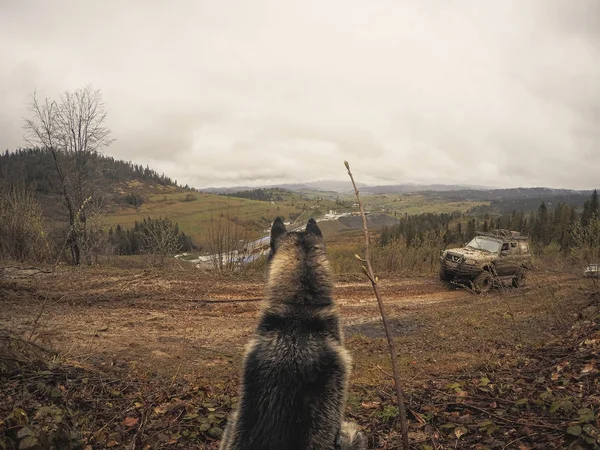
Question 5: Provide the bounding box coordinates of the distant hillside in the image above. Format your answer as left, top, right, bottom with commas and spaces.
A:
4, 149, 594, 245
0, 149, 344, 244
218, 187, 294, 202
201, 180, 368, 194
0, 148, 180, 195
201, 180, 596, 216
434, 187, 592, 202
432, 188, 593, 214
362, 183, 487, 194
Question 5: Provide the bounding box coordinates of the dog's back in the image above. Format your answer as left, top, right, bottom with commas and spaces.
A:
220, 218, 365, 450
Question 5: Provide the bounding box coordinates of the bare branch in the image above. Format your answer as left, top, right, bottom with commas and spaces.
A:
344, 160, 410, 450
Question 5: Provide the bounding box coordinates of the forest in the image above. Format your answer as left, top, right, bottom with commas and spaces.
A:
0, 148, 179, 195
378, 190, 599, 253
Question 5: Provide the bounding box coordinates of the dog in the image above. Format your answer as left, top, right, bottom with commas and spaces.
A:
219, 217, 366, 450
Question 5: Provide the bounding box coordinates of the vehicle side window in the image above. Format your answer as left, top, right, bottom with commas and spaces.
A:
501, 243, 509, 252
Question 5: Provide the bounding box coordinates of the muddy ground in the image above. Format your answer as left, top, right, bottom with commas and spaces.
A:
1, 266, 597, 449
0, 267, 583, 384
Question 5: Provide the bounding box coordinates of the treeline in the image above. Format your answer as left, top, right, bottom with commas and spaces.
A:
107, 218, 195, 256
379, 190, 599, 253
0, 148, 179, 194
223, 188, 287, 202
469, 194, 591, 215
439, 187, 591, 203
379, 212, 461, 247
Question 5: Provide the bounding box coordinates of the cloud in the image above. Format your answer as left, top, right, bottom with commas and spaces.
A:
0, 0, 598, 189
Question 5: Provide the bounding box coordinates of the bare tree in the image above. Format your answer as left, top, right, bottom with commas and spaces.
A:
23, 85, 113, 265
206, 210, 252, 272
139, 217, 182, 266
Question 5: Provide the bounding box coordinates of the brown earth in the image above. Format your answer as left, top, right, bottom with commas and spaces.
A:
1, 269, 462, 376
1, 266, 597, 449
0, 267, 581, 383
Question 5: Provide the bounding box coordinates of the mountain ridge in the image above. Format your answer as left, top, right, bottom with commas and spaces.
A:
200, 180, 594, 196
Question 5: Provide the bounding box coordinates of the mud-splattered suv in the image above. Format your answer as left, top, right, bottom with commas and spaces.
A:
439, 230, 533, 294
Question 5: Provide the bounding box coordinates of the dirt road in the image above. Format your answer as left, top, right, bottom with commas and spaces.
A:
0, 267, 577, 382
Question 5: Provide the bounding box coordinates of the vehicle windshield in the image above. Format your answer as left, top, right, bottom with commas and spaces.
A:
466, 236, 502, 253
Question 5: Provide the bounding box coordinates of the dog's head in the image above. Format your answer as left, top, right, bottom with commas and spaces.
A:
266, 217, 331, 296
268, 217, 323, 259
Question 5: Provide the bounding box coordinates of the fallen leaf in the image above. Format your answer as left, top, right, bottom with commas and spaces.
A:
17, 427, 34, 439
581, 364, 594, 375
361, 401, 380, 410
19, 436, 39, 449
122, 417, 139, 427
209, 427, 223, 438
413, 411, 427, 424
579, 408, 595, 423
454, 426, 468, 439
154, 404, 167, 415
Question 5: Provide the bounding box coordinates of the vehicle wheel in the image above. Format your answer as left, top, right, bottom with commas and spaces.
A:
472, 271, 493, 294
439, 266, 452, 282
512, 271, 526, 288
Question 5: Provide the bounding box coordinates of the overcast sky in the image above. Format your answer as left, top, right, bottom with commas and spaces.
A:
1, 0, 598, 189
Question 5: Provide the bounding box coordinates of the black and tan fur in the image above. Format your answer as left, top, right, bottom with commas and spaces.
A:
219, 218, 366, 450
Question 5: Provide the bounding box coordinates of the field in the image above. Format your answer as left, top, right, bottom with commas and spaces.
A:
102, 183, 327, 244
99, 181, 489, 246
1, 264, 598, 449
354, 193, 489, 216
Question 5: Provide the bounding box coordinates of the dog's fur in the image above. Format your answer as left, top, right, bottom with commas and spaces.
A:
219, 218, 366, 450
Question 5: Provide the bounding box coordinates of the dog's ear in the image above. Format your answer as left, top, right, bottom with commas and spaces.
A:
270, 217, 287, 254
305, 218, 322, 237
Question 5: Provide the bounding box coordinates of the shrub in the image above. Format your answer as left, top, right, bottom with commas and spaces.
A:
0, 184, 50, 262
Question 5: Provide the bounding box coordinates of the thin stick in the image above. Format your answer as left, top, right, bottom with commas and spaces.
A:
344, 160, 410, 450
27, 295, 50, 343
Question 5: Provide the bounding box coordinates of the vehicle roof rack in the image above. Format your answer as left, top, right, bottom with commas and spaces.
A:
475, 229, 529, 240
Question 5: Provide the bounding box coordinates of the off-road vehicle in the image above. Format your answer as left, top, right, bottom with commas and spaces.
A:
439, 230, 533, 294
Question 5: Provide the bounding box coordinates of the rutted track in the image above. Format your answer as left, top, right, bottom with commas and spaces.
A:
0, 268, 576, 379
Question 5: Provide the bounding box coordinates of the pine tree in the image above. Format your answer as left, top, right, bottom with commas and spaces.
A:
535, 202, 549, 244
591, 189, 599, 216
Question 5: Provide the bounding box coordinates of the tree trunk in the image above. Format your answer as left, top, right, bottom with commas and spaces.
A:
70, 233, 81, 266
